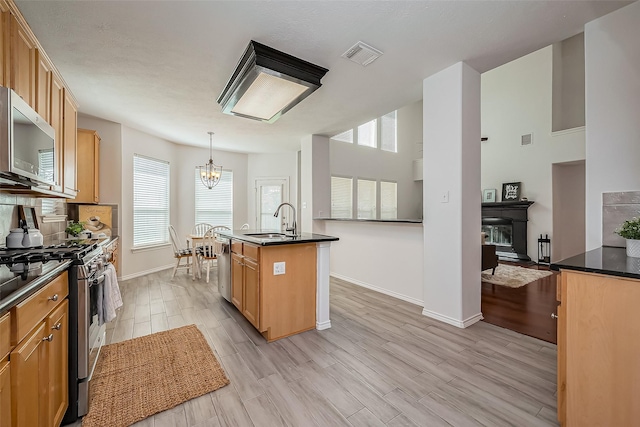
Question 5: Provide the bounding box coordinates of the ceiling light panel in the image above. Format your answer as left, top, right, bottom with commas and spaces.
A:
217, 41, 329, 123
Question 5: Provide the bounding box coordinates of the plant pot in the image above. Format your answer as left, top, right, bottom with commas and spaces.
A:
626, 239, 640, 258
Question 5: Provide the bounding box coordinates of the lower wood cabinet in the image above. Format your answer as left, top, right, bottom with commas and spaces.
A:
557, 270, 640, 426
6, 272, 69, 427
231, 241, 317, 341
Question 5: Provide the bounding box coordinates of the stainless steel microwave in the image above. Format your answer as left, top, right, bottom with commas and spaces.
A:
0, 86, 56, 186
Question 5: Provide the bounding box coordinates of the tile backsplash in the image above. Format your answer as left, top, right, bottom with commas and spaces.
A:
0, 194, 67, 247
603, 191, 640, 247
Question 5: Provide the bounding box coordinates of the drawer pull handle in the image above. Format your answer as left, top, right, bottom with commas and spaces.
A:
52, 323, 62, 330
48, 294, 59, 302
42, 334, 54, 342
551, 313, 558, 319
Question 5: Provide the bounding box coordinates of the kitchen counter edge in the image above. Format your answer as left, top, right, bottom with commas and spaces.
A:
217, 230, 338, 246
0, 260, 72, 316
550, 246, 640, 280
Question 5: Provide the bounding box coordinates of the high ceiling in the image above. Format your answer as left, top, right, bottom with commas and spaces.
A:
15, 1, 630, 153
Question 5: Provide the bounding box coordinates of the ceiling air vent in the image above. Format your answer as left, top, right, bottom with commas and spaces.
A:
521, 133, 533, 146
342, 41, 383, 66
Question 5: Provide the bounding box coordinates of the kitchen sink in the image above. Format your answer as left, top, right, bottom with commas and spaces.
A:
244, 233, 288, 239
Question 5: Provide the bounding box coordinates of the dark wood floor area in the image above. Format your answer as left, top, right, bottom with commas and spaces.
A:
481, 262, 558, 344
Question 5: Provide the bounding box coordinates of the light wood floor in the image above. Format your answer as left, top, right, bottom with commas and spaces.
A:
68, 267, 559, 427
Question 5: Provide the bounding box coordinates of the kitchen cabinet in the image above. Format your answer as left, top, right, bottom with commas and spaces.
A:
63, 93, 78, 197
35, 49, 51, 122
9, 12, 36, 107
69, 129, 100, 204
0, 359, 10, 427
0, 3, 9, 87
556, 270, 640, 426
8, 271, 69, 427
50, 73, 64, 193
230, 241, 317, 341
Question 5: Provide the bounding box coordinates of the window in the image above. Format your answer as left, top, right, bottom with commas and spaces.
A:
380, 111, 397, 152
38, 148, 54, 183
357, 119, 377, 148
331, 129, 353, 143
380, 181, 398, 219
195, 169, 233, 229
357, 179, 376, 219
331, 176, 352, 219
133, 154, 170, 247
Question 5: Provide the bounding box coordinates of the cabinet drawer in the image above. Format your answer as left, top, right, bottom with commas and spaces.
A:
12, 271, 68, 345
244, 243, 259, 261
0, 313, 10, 360
231, 241, 243, 255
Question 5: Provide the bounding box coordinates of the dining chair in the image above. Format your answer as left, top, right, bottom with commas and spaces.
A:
168, 225, 193, 278
197, 226, 230, 283
191, 223, 214, 237
240, 223, 250, 230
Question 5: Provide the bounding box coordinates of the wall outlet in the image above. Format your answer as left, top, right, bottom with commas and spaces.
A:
440, 190, 450, 203
273, 262, 285, 275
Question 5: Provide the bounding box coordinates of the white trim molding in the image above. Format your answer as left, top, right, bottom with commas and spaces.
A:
551, 126, 585, 138
120, 264, 173, 281
421, 309, 484, 329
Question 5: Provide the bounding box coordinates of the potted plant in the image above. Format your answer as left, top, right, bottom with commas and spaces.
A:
615, 216, 640, 258
65, 220, 85, 238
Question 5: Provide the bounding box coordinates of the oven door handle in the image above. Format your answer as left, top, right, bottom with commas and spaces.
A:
89, 274, 106, 287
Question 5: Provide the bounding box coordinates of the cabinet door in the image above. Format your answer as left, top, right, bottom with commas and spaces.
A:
73, 129, 98, 204
35, 49, 51, 122
10, 321, 48, 427
0, 6, 9, 87
0, 360, 10, 427
9, 13, 36, 107
93, 135, 100, 203
557, 273, 566, 425
231, 253, 244, 310
63, 93, 78, 196
243, 257, 260, 330
47, 300, 68, 427
50, 74, 64, 192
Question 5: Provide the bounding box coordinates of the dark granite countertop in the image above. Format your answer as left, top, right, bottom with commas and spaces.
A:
551, 246, 640, 280
217, 229, 338, 246
314, 218, 422, 224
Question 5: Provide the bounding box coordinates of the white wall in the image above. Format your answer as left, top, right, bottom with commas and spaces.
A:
552, 161, 585, 262
330, 101, 423, 220
585, 1, 640, 250
326, 221, 424, 304
247, 152, 298, 229
481, 46, 586, 259
423, 62, 482, 328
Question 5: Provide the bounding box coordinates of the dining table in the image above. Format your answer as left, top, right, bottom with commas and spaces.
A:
187, 233, 205, 280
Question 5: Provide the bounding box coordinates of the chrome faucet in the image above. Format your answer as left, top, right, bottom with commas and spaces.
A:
273, 202, 298, 236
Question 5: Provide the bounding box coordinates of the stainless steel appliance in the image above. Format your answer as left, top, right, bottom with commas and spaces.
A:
216, 236, 231, 302
0, 86, 56, 186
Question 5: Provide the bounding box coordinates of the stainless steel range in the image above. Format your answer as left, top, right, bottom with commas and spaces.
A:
0, 240, 113, 424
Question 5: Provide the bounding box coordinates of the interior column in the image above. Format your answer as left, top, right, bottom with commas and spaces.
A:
422, 62, 483, 328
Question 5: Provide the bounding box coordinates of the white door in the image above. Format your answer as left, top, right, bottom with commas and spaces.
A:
256, 178, 289, 231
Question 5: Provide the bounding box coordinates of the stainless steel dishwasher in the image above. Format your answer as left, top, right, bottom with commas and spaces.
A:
216, 236, 231, 302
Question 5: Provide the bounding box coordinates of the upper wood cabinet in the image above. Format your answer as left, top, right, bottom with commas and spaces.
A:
9, 12, 36, 106
50, 73, 64, 192
69, 129, 100, 204
35, 49, 51, 122
0, 3, 9, 87
63, 93, 78, 197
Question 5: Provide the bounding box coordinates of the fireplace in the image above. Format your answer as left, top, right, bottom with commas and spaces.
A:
481, 201, 534, 261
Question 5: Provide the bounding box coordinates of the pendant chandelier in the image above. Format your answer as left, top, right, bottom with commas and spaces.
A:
199, 132, 223, 189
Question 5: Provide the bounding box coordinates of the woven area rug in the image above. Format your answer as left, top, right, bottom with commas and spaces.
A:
482, 264, 553, 288
82, 324, 229, 427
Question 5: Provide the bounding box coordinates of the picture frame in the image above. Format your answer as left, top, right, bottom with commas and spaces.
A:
482, 189, 496, 203
18, 206, 38, 229
501, 182, 521, 202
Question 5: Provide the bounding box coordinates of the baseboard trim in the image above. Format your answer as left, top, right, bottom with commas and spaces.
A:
421, 309, 484, 329
316, 320, 332, 330
121, 264, 173, 281
330, 273, 424, 306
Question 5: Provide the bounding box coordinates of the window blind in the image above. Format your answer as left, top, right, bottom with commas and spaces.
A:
38, 148, 54, 183
331, 129, 353, 144
133, 154, 170, 247
381, 111, 397, 152
195, 169, 233, 229
357, 119, 377, 148
380, 181, 398, 219
331, 176, 352, 219
357, 179, 376, 219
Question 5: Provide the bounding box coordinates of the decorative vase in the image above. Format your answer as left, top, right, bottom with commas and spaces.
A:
626, 239, 640, 258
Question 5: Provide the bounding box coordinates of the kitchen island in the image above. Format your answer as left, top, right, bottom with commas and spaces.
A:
551, 247, 640, 426
217, 230, 338, 342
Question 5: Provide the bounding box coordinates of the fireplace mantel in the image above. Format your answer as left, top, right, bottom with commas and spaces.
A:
481, 200, 534, 261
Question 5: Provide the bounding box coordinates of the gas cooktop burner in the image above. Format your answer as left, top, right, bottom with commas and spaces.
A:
0, 241, 99, 266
